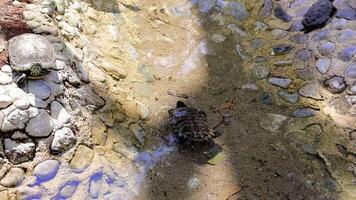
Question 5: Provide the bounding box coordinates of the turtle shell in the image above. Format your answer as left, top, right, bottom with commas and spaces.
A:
169, 102, 215, 143
8, 34, 55, 71
302, 0, 334, 28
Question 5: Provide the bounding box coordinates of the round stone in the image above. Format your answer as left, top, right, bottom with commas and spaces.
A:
278, 91, 299, 103
25, 110, 54, 137
345, 63, 356, 78
299, 83, 323, 100
51, 127, 76, 154
292, 108, 316, 118
338, 46, 356, 62
268, 78, 292, 88
0, 168, 25, 187
316, 58, 331, 74
324, 76, 346, 94
296, 49, 311, 61
0, 94, 13, 108
318, 42, 335, 56
27, 80, 52, 100
13, 98, 30, 110
0, 72, 12, 85
4, 138, 35, 164
33, 160, 60, 182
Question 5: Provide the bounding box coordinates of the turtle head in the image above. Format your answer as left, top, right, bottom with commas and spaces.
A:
176, 101, 187, 108
30, 63, 43, 77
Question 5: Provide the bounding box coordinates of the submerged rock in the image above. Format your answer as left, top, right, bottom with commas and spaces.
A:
274, 4, 291, 22
324, 76, 346, 94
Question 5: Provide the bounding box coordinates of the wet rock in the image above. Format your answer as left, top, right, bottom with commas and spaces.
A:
338, 30, 356, 43
271, 29, 288, 39
299, 83, 323, 100
289, 21, 304, 32
296, 49, 311, 61
26, 110, 53, 137
338, 46, 356, 62
274, 4, 292, 22
274, 60, 293, 67
51, 127, 76, 154
0, 72, 12, 85
295, 68, 314, 80
316, 58, 331, 74
324, 76, 346, 94
336, 9, 356, 20
278, 91, 299, 103
260, 0, 273, 18
253, 65, 270, 79
70, 145, 94, 172
259, 113, 288, 133
50, 101, 71, 125
260, 93, 274, 105
0, 168, 25, 187
291, 108, 316, 118
289, 34, 308, 44
268, 78, 292, 88
4, 138, 35, 164
271, 44, 293, 55
33, 160, 60, 182
27, 80, 52, 100
330, 18, 347, 30
318, 42, 335, 56
345, 63, 356, 78
0, 95, 12, 108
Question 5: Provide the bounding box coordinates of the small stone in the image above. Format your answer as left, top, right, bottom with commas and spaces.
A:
0, 168, 25, 187
51, 127, 76, 154
254, 65, 270, 79
295, 68, 314, 80
260, 93, 274, 105
22, 10, 37, 20
50, 101, 71, 125
54, 0, 64, 14
254, 56, 268, 63
278, 91, 299, 103
289, 21, 304, 32
318, 42, 335, 56
90, 117, 107, 145
316, 59, 331, 74
4, 138, 35, 164
129, 123, 146, 145
55, 60, 66, 70
274, 60, 293, 67
299, 83, 323, 100
0, 95, 12, 108
250, 39, 264, 49
338, 46, 356, 62
312, 30, 330, 41
71, 2, 82, 12
345, 63, 356, 78
222, 2, 249, 21
259, 113, 288, 133
296, 49, 311, 61
0, 72, 12, 85
13, 98, 30, 110
26, 110, 54, 137
70, 145, 94, 172
196, 0, 215, 13
255, 22, 269, 31
330, 18, 347, 30
260, 0, 273, 18
274, 4, 292, 22
289, 34, 308, 44
336, 9, 356, 20
349, 84, 356, 95
324, 77, 346, 94
188, 177, 200, 189
271, 29, 288, 39
8, 88, 26, 101
269, 78, 292, 88
291, 108, 316, 118
27, 80, 52, 100
33, 160, 60, 182
338, 30, 356, 43
34, 26, 58, 36
59, 181, 79, 198
235, 44, 247, 60
1, 65, 12, 73
27, 94, 48, 108
271, 44, 293, 55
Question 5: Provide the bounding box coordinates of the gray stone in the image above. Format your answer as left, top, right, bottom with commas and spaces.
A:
260, 0, 273, 18
260, 93, 274, 105
129, 123, 146, 145
291, 108, 316, 118
221, 2, 249, 21
0, 72, 12, 85
271, 29, 288, 39
0, 168, 25, 187
338, 30, 356, 43
296, 68, 314, 80
289, 21, 304, 32
318, 42, 335, 56
4, 138, 35, 164
299, 83, 323, 100
324, 76, 346, 94
250, 39, 264, 49
296, 49, 311, 61
0, 95, 12, 108
271, 44, 293, 55
312, 30, 330, 41
349, 84, 356, 95
269, 78, 292, 88
196, 0, 215, 13
316, 58, 331, 74
70, 145, 94, 172
2, 108, 33, 131
274, 60, 293, 67
330, 18, 347, 30
253, 65, 270, 79
27, 94, 48, 108
274, 4, 291, 22
33, 160, 60, 182
55, 60, 66, 70
278, 91, 299, 103
255, 22, 269, 31
259, 113, 288, 133
347, 0, 356, 9
26, 110, 53, 137
345, 63, 356, 78
338, 46, 356, 62
290, 34, 308, 44
34, 26, 58, 36
51, 127, 76, 154
77, 85, 105, 108
27, 80, 52, 100
336, 9, 356, 20
51, 101, 71, 125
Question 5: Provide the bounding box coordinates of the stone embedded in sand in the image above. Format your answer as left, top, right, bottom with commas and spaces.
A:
316, 58, 331, 74
26, 109, 53, 137
70, 145, 94, 172
4, 138, 35, 164
51, 127, 76, 154
33, 159, 60, 182
0, 167, 25, 187
291, 108, 316, 118
27, 80, 52, 100
259, 113, 288, 133
268, 77, 292, 88
50, 101, 71, 125
90, 117, 107, 145
324, 76, 346, 94
299, 82, 323, 100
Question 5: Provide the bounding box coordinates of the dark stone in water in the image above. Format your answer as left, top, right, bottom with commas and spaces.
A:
272, 44, 293, 55
260, 0, 273, 18
324, 76, 346, 94
274, 4, 292, 22
291, 108, 316, 118
260, 93, 274, 105
302, 0, 335, 33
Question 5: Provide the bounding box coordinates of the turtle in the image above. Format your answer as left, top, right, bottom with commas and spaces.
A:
301, 0, 336, 33
8, 33, 55, 85
168, 101, 218, 145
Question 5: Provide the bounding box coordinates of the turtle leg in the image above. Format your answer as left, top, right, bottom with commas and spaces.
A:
13, 73, 27, 86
